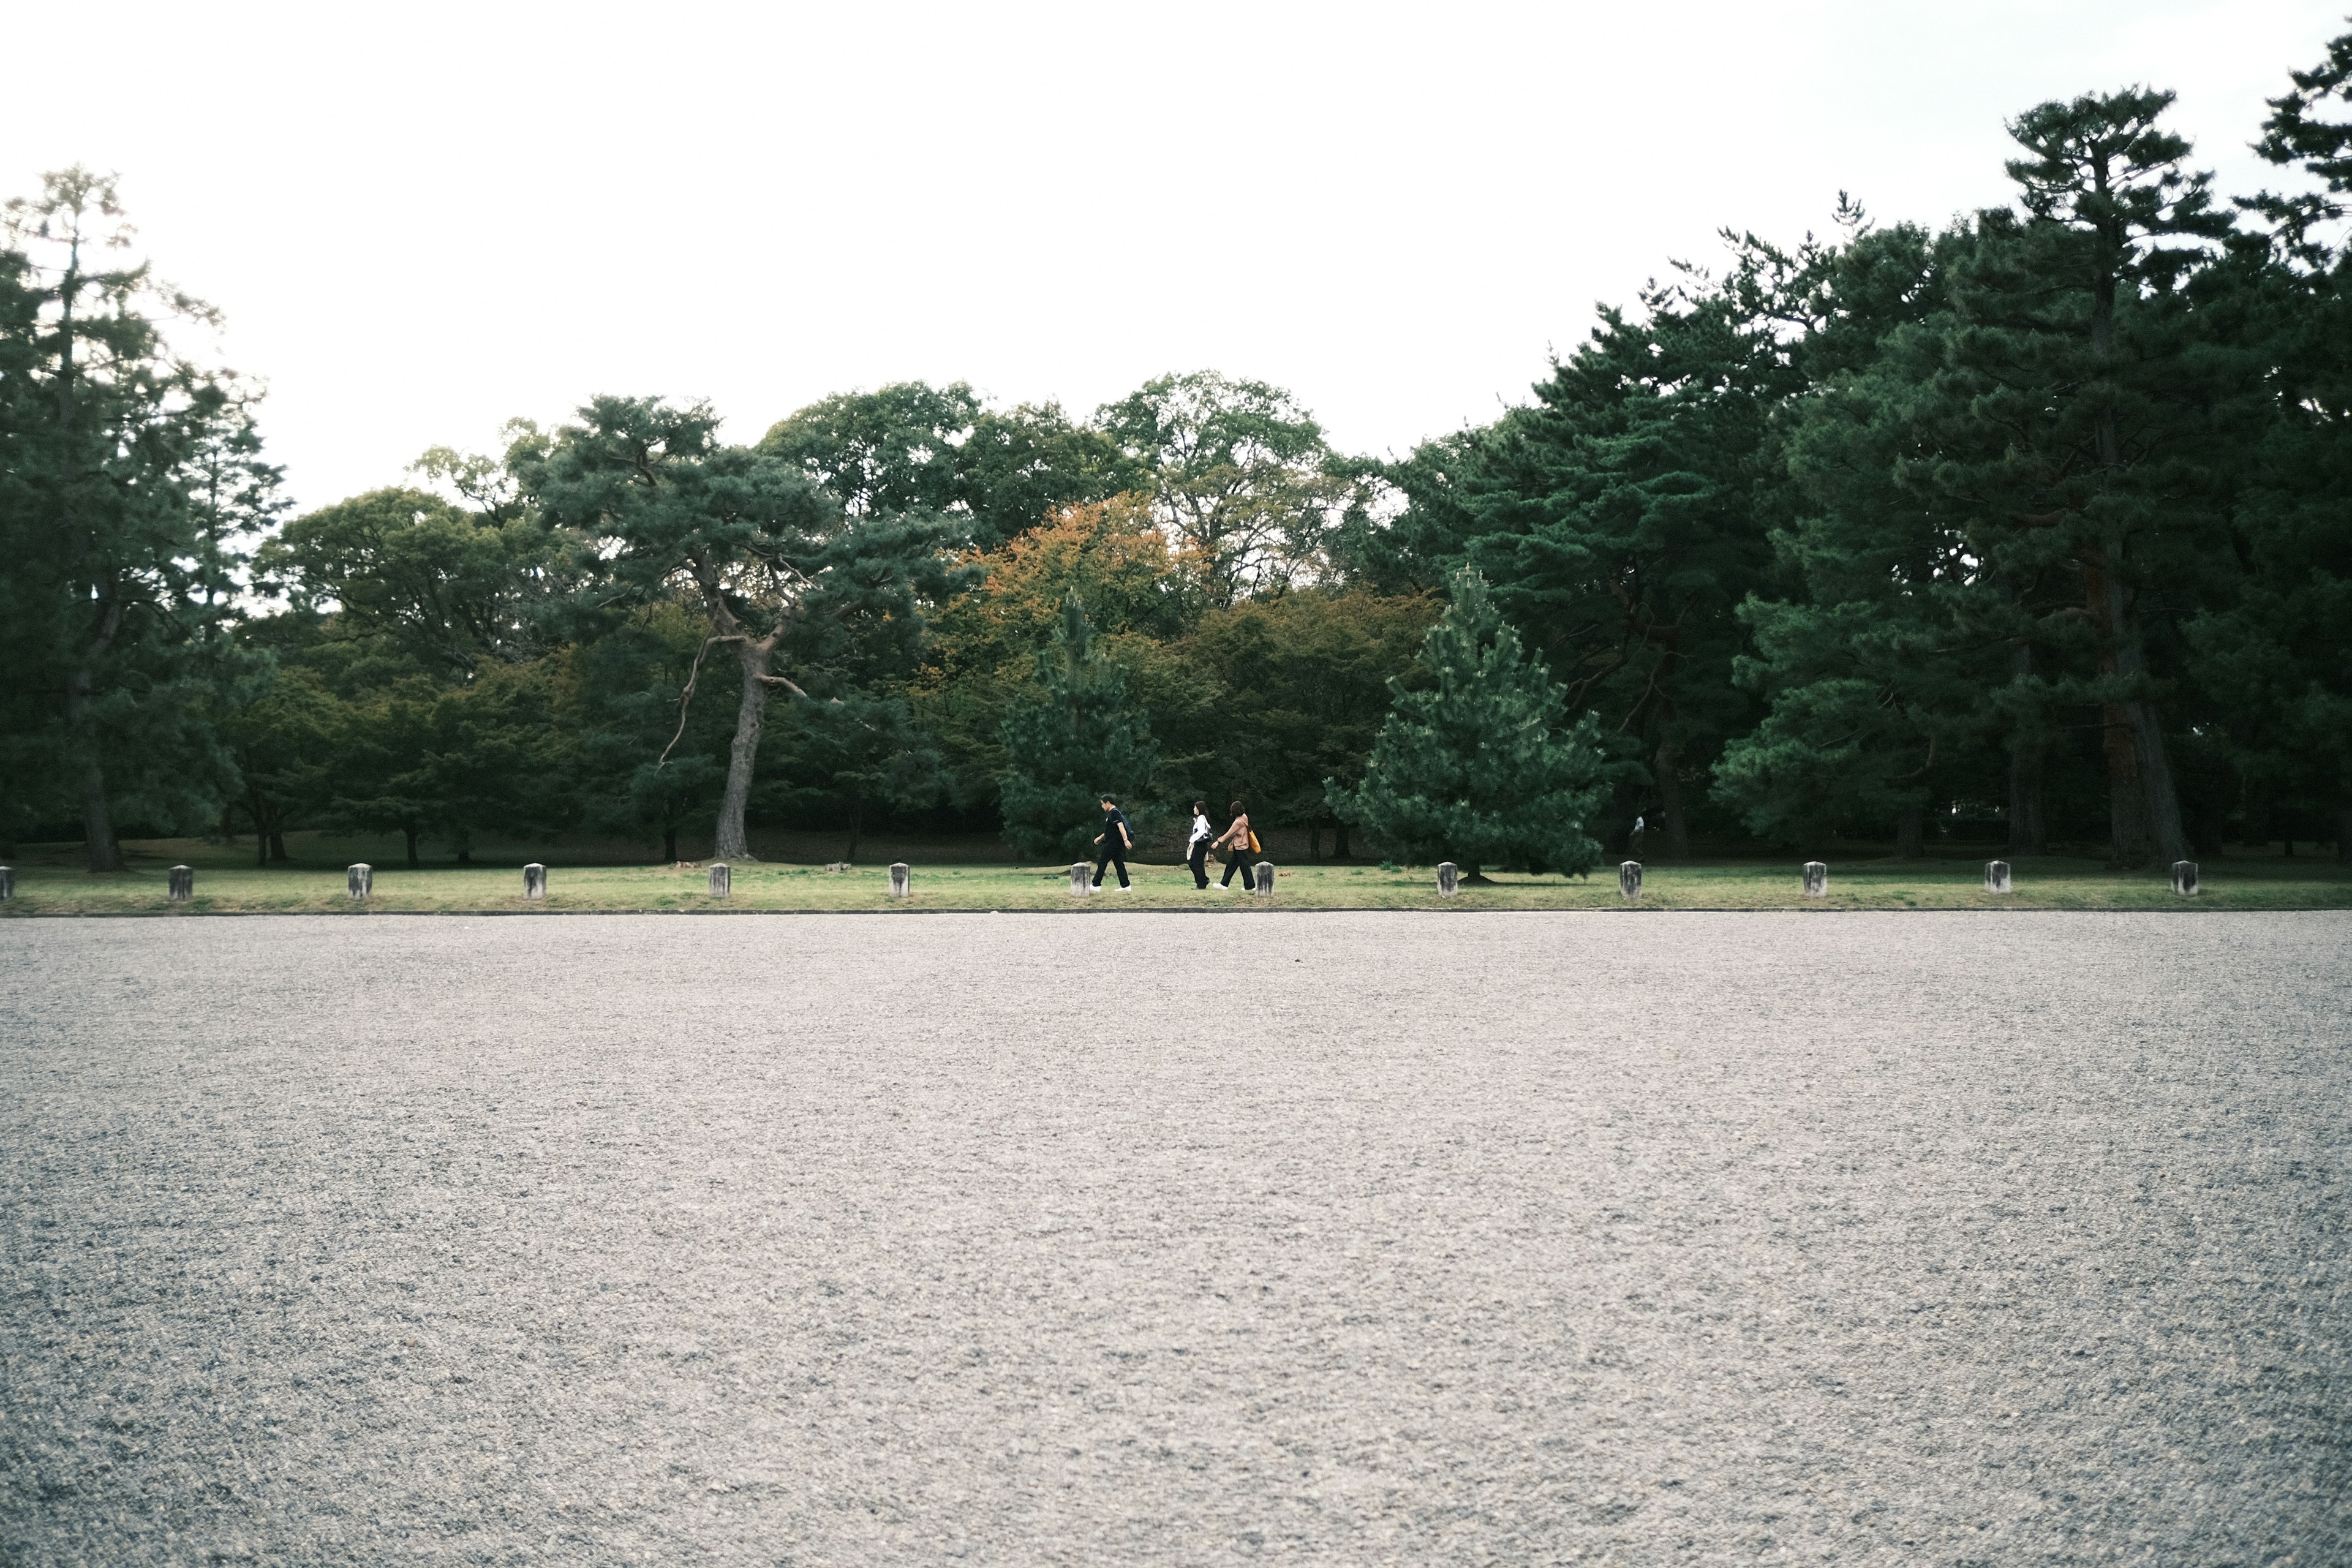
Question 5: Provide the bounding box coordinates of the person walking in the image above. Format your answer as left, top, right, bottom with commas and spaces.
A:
1216, 799, 1256, 891
1091, 794, 1134, 891
1186, 799, 1214, 889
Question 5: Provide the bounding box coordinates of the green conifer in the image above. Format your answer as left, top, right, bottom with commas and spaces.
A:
1329, 571, 1608, 875
997, 594, 1160, 859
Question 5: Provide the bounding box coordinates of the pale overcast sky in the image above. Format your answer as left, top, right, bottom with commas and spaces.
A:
6, 0, 2345, 512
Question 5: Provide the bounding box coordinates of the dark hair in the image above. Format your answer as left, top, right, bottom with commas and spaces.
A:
1229, 799, 1245, 815
1099, 794, 1117, 805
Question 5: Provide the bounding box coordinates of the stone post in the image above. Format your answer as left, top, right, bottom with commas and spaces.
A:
1436, 862, 1460, 897
2171, 860, 2199, 897
1985, 859, 2011, 894
0, 866, 14, 900
708, 862, 731, 899
1619, 861, 1642, 900
1069, 861, 1092, 897
1254, 861, 1275, 898
168, 865, 194, 902
347, 863, 372, 899
1802, 861, 1828, 898
889, 862, 911, 899
524, 863, 547, 900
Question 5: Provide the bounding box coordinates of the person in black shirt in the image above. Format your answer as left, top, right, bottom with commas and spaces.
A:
1091, 794, 1133, 890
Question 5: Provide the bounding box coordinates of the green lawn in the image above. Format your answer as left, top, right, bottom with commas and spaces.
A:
5, 834, 2348, 914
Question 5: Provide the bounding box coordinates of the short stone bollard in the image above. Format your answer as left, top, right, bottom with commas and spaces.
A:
1254, 861, 1275, 898
1802, 861, 1828, 898
1069, 861, 1092, 897
708, 862, 731, 899
1985, 859, 2011, 894
889, 862, 911, 899
1619, 861, 1643, 900
1436, 862, 1460, 897
168, 865, 194, 902
2172, 859, 2199, 897
524, 862, 547, 900
0, 865, 13, 900
347, 863, 372, 899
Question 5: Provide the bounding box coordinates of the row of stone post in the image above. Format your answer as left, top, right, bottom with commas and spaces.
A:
1, 854, 2209, 905
1427, 858, 2203, 898
690, 862, 919, 900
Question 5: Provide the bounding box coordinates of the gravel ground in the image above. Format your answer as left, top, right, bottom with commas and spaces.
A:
2, 911, 2346, 1567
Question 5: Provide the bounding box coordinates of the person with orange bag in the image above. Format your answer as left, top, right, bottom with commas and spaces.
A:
1215, 798, 1257, 892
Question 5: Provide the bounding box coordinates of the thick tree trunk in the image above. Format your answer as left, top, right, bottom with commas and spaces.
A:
268, 829, 288, 863
663, 826, 679, 863
2007, 744, 2046, 855
65, 661, 122, 873
66, 586, 127, 873
454, 827, 472, 865
1653, 738, 1691, 862
403, 823, 420, 870
714, 641, 774, 863
1896, 805, 1924, 859
2081, 545, 2184, 867
2104, 601, 2190, 869
1333, 821, 1351, 860
2102, 703, 2152, 867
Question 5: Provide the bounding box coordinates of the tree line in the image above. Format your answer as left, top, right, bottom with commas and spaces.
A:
6, 30, 2349, 871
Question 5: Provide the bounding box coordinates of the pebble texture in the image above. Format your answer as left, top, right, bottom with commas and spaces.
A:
2, 911, 2346, 1566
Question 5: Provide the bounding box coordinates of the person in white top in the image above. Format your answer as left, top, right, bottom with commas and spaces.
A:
1186, 800, 1213, 889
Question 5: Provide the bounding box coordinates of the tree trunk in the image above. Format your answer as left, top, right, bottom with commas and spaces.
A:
252, 798, 270, 867
2007, 743, 2046, 856
403, 823, 420, 870
714, 639, 774, 862
2082, 546, 2167, 867
65, 597, 125, 872
2101, 701, 2151, 867
1333, 820, 1351, 860
454, 826, 472, 865
267, 829, 288, 863
1308, 812, 1322, 864
2104, 586, 2191, 870
663, 826, 678, 864
1896, 805, 1924, 859
1654, 738, 1690, 862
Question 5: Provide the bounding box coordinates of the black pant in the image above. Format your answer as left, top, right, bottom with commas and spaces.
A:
1093, 848, 1129, 888
1220, 851, 1254, 891
1188, 840, 1210, 888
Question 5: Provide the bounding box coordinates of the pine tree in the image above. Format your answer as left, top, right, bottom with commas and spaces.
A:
1329, 571, 1608, 876
997, 595, 1159, 859
1714, 222, 2009, 855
